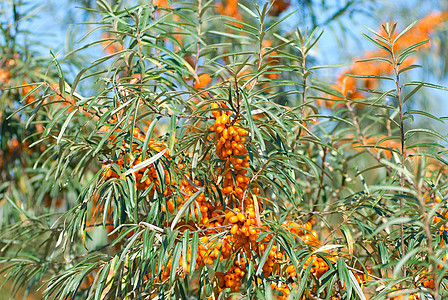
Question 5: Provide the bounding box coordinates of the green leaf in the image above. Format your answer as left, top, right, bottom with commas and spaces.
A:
208, 30, 252, 40
190, 232, 199, 275
169, 114, 176, 154
50, 50, 65, 95
309, 63, 351, 70
295, 257, 313, 298
337, 257, 351, 297
256, 237, 275, 276
5, 195, 32, 220
57, 109, 77, 144
403, 82, 424, 103
367, 217, 413, 239
393, 21, 418, 44
237, 2, 258, 19
405, 128, 448, 143
361, 32, 391, 54
266, 9, 300, 33
242, 92, 265, 151
347, 268, 367, 300
398, 39, 429, 60
340, 225, 353, 255
94, 261, 112, 300
398, 64, 421, 75
392, 247, 420, 278
171, 187, 205, 230
124, 149, 167, 176
142, 117, 161, 160
403, 81, 448, 91
404, 110, 443, 122
355, 57, 392, 65
346, 73, 395, 81
170, 242, 182, 284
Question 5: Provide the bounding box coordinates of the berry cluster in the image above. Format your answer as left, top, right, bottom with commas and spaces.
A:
210, 103, 250, 199
210, 102, 278, 292
210, 103, 340, 297
283, 220, 334, 280
96, 101, 357, 299
270, 282, 294, 300
102, 125, 171, 195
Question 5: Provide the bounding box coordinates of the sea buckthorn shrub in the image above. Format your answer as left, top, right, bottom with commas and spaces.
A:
1, 1, 448, 300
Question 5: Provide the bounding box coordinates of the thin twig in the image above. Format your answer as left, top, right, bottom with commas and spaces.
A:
389, 29, 408, 288
314, 146, 329, 210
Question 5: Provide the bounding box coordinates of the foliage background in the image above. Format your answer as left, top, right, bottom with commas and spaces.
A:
2, 0, 448, 299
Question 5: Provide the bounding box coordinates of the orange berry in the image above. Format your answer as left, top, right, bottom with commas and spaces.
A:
231, 224, 239, 235
249, 227, 256, 236
223, 186, 233, 194
167, 200, 175, 213
221, 114, 228, 125
225, 211, 235, 219
229, 216, 239, 223
238, 128, 247, 136
237, 213, 246, 222
222, 128, 229, 139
